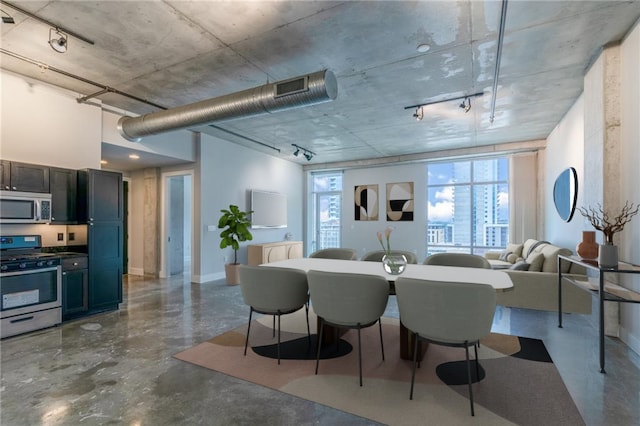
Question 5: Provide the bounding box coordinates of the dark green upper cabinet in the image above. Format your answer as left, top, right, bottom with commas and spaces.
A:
50, 167, 78, 223
8, 161, 50, 193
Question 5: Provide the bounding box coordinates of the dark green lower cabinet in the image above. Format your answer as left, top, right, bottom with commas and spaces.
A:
62, 257, 88, 320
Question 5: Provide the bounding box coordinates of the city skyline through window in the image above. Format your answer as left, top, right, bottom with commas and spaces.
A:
427, 158, 509, 256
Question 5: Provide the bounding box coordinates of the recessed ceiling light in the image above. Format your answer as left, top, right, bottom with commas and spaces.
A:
417, 43, 431, 53
129, 154, 140, 159
100, 159, 108, 164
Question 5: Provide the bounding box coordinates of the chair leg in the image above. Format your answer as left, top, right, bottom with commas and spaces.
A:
315, 319, 324, 374
378, 319, 385, 361
474, 341, 480, 379
410, 331, 419, 400
244, 308, 254, 356
305, 303, 311, 346
357, 324, 363, 387
277, 312, 281, 365
465, 343, 475, 416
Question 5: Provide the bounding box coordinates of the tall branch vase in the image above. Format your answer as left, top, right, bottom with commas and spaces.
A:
598, 243, 618, 268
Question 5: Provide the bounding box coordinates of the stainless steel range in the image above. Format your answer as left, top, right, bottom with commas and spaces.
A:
1, 235, 62, 338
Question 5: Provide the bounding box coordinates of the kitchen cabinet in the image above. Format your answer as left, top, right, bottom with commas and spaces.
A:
50, 167, 78, 223
248, 241, 303, 265
62, 256, 89, 320
0, 160, 9, 190
8, 161, 50, 193
78, 169, 123, 313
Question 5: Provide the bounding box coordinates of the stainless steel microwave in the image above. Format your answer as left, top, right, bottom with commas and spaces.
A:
0, 190, 52, 224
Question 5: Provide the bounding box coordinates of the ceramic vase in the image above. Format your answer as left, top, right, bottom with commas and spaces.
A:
598, 244, 618, 268
576, 231, 598, 259
382, 254, 407, 275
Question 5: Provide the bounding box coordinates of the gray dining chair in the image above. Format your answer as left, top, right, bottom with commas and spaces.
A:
309, 248, 358, 260
423, 252, 491, 269
361, 250, 418, 264
238, 265, 310, 364
307, 270, 389, 386
394, 277, 497, 416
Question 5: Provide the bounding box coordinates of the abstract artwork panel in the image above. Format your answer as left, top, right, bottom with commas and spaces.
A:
386, 182, 414, 221
354, 184, 379, 221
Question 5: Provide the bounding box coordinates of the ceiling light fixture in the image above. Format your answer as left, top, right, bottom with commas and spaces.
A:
1, 8, 15, 24
128, 154, 140, 160
413, 106, 424, 121
416, 43, 431, 53
48, 28, 68, 53
291, 144, 315, 161
404, 91, 484, 120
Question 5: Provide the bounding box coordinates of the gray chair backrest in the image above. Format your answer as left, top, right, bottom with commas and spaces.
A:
361, 250, 418, 264
307, 270, 389, 327
309, 248, 358, 260
395, 277, 496, 344
423, 253, 491, 269
238, 265, 309, 313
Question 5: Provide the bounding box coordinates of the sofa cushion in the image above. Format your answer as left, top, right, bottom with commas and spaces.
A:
537, 245, 573, 273
510, 260, 530, 271
522, 239, 539, 258
505, 243, 524, 258
526, 252, 545, 272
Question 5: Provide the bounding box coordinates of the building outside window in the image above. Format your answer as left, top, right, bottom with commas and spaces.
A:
427, 157, 509, 256
310, 172, 343, 253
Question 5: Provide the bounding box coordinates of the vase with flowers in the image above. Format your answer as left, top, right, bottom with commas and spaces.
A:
578, 201, 639, 267
377, 226, 407, 275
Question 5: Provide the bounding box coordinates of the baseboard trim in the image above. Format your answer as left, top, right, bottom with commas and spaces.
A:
191, 272, 225, 283
128, 267, 144, 276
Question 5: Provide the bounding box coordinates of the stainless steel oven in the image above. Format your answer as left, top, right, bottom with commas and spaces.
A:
1, 235, 62, 338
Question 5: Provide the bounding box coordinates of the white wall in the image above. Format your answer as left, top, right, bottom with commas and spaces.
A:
194, 133, 304, 283
1, 70, 101, 169
544, 94, 586, 249
341, 163, 426, 261
619, 22, 640, 354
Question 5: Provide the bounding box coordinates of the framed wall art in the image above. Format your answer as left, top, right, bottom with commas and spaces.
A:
386, 181, 414, 221
354, 184, 379, 221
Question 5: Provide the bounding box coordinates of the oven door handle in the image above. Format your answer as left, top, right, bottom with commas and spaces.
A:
0, 266, 60, 277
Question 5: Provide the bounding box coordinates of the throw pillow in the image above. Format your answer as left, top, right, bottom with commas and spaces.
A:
506, 253, 519, 263
510, 261, 530, 271
499, 251, 512, 261
526, 252, 545, 272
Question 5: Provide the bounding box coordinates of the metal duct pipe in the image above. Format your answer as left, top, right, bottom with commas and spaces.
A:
118, 69, 337, 141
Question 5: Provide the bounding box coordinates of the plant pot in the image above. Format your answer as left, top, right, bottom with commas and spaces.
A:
598, 244, 618, 268
576, 231, 598, 259
224, 263, 241, 285
382, 254, 407, 275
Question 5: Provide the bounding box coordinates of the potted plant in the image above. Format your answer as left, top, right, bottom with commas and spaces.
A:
218, 204, 253, 285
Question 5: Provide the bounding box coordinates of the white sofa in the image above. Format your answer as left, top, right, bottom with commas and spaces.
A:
485, 239, 592, 314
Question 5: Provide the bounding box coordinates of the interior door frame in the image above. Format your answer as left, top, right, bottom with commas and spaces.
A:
160, 169, 194, 279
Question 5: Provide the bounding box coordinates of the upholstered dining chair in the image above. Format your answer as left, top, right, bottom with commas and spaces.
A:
361, 250, 418, 264
238, 265, 310, 364
394, 277, 497, 416
423, 252, 491, 269
309, 247, 358, 260
307, 270, 390, 386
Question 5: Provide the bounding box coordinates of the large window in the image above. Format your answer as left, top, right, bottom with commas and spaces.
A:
427, 158, 509, 256
310, 172, 343, 254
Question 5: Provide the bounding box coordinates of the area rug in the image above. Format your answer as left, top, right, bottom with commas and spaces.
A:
174, 309, 584, 426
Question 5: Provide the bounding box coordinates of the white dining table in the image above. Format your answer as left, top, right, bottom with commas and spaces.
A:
264, 257, 513, 360
264, 257, 513, 291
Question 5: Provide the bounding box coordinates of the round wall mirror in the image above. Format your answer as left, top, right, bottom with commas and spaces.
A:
553, 167, 578, 222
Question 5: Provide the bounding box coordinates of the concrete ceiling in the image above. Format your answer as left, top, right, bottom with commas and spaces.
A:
1, 1, 639, 170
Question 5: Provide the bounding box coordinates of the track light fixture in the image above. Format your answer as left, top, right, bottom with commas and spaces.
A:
49, 27, 68, 53
404, 91, 483, 120
413, 106, 424, 121
459, 97, 471, 113
291, 144, 315, 161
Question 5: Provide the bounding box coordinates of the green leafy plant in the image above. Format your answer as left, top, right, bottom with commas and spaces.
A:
218, 205, 253, 264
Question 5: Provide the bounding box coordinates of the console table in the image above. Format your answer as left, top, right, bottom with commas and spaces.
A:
557, 254, 640, 373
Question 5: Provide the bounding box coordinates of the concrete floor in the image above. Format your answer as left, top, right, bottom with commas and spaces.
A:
1, 273, 639, 425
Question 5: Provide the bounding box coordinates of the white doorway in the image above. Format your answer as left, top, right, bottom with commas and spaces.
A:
160, 170, 193, 278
